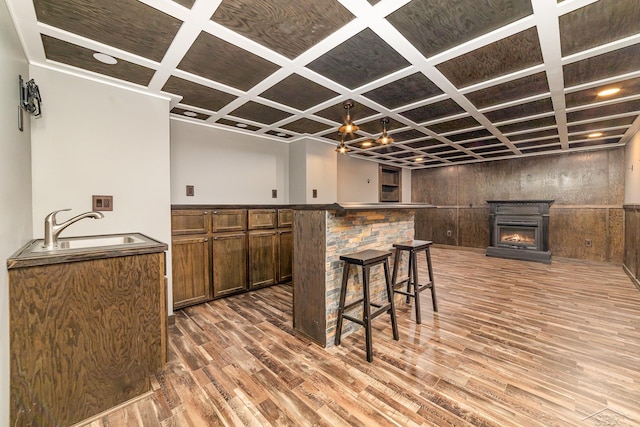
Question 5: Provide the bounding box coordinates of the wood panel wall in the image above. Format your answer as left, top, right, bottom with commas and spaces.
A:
412, 148, 625, 262
624, 205, 640, 288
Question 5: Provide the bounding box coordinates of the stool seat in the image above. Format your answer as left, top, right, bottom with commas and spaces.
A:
340, 249, 391, 265
334, 249, 399, 362
391, 240, 437, 324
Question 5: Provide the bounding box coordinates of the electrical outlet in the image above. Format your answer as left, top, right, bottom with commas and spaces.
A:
446, 230, 452, 237
272, 189, 277, 198
186, 185, 194, 197
92, 195, 113, 211
585, 239, 592, 247
312, 189, 318, 198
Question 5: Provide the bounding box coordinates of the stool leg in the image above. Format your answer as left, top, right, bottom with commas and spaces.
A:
412, 250, 422, 324
406, 250, 413, 304
362, 265, 373, 362
334, 262, 350, 346
426, 247, 438, 312
384, 259, 399, 341
391, 247, 401, 288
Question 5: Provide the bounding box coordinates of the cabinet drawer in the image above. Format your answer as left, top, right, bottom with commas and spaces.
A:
248, 209, 277, 230
172, 210, 210, 235
212, 209, 246, 232
277, 209, 293, 228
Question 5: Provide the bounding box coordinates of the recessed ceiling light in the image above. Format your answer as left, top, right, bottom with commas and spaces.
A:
236, 123, 248, 128
597, 87, 620, 97
362, 141, 372, 147
414, 157, 424, 162
276, 132, 287, 137
183, 111, 197, 117
92, 52, 117, 65
587, 132, 603, 138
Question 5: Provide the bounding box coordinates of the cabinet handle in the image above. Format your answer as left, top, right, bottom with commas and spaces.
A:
204, 238, 208, 242
213, 211, 218, 214
204, 211, 208, 215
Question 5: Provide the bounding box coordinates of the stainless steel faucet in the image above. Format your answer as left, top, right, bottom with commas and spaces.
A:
43, 209, 104, 249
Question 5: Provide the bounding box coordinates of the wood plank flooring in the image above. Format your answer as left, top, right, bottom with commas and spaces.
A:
84, 248, 640, 426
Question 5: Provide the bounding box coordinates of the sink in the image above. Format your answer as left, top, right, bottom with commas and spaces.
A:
30, 234, 146, 252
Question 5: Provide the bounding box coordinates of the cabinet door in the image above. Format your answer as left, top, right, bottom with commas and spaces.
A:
172, 210, 209, 235
277, 209, 293, 228
248, 209, 277, 230
171, 235, 211, 309
278, 229, 293, 283
212, 232, 248, 297
212, 209, 246, 233
248, 231, 278, 289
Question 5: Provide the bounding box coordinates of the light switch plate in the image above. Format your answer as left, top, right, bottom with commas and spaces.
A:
92, 195, 113, 211
312, 189, 318, 198
186, 185, 195, 197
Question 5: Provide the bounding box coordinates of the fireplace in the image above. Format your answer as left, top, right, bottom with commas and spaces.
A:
486, 200, 553, 263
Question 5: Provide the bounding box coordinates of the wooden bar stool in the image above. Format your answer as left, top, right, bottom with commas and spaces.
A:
334, 249, 399, 362
391, 240, 438, 324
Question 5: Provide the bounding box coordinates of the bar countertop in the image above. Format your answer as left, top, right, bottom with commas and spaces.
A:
172, 202, 436, 210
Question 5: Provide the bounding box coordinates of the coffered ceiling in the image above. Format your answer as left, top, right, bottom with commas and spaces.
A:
6, 0, 640, 169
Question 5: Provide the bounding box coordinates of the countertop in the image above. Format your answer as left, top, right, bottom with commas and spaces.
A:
172, 202, 436, 210
7, 232, 168, 269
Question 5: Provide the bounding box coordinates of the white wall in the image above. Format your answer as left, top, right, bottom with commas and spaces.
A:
625, 128, 640, 204
304, 140, 337, 203
337, 154, 379, 202
0, 2, 32, 425
171, 119, 289, 204
402, 168, 412, 203
29, 66, 173, 304
288, 140, 306, 204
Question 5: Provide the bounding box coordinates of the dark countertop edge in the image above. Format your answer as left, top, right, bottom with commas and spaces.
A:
623, 204, 640, 210
486, 200, 555, 204
172, 203, 436, 210
7, 232, 168, 270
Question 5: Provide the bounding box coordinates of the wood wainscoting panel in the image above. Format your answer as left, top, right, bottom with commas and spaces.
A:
415, 207, 457, 246
624, 207, 640, 283
459, 207, 490, 248
10, 253, 164, 426
550, 208, 608, 261
608, 208, 624, 263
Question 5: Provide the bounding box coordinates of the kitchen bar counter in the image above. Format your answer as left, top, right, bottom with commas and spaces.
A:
292, 204, 435, 346
172, 202, 434, 210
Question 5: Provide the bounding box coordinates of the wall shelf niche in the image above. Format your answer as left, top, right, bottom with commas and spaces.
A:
379, 165, 401, 203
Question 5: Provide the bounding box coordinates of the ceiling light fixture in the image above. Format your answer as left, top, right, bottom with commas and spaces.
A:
338, 100, 359, 135
361, 140, 372, 147
236, 123, 248, 128
92, 52, 117, 65
376, 117, 394, 144
597, 87, 620, 97
183, 111, 197, 117
414, 157, 424, 162
335, 136, 351, 154
588, 132, 603, 138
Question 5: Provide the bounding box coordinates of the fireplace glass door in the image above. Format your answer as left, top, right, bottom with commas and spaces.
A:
498, 226, 537, 250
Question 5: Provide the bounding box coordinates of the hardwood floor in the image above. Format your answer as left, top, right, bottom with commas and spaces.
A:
84, 248, 640, 426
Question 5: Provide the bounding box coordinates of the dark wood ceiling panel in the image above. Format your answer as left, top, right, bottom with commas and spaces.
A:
211, 0, 353, 60
265, 130, 293, 138
346, 139, 377, 149
162, 76, 237, 111
565, 77, 640, 108
508, 128, 558, 142
400, 99, 465, 123
370, 145, 405, 155
465, 72, 549, 109
481, 151, 513, 159
559, 0, 640, 57
568, 129, 623, 141
389, 129, 430, 142
179, 32, 279, 91
171, 107, 210, 120
306, 28, 410, 89
362, 73, 443, 109
389, 152, 419, 159
460, 138, 502, 148
498, 116, 556, 134
569, 138, 621, 149
563, 43, 640, 88
447, 128, 493, 142
41, 35, 155, 86
367, 0, 381, 4
427, 116, 480, 134
566, 99, 640, 123
280, 118, 332, 134
34, 0, 181, 62
471, 144, 510, 154
231, 101, 292, 124
259, 74, 338, 111
515, 138, 560, 148
173, 0, 194, 8
520, 145, 562, 154
567, 116, 636, 133
216, 118, 261, 131
483, 98, 553, 123
405, 140, 441, 150
314, 102, 377, 124
436, 28, 543, 88
387, 0, 532, 59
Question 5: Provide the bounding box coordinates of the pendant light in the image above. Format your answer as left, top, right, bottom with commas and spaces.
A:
338, 100, 359, 135
376, 117, 394, 144
335, 136, 351, 154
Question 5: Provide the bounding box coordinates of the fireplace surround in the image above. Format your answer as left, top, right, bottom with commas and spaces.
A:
486, 200, 553, 263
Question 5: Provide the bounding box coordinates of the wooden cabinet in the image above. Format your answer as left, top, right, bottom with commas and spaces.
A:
212, 232, 248, 297
278, 209, 293, 228
379, 165, 401, 202
249, 230, 278, 289
212, 209, 246, 232
249, 209, 277, 229
172, 209, 209, 235
172, 235, 211, 309
278, 228, 293, 282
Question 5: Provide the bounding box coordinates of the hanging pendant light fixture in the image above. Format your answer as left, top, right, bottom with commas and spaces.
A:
335, 135, 351, 154
376, 117, 394, 144
338, 100, 359, 135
